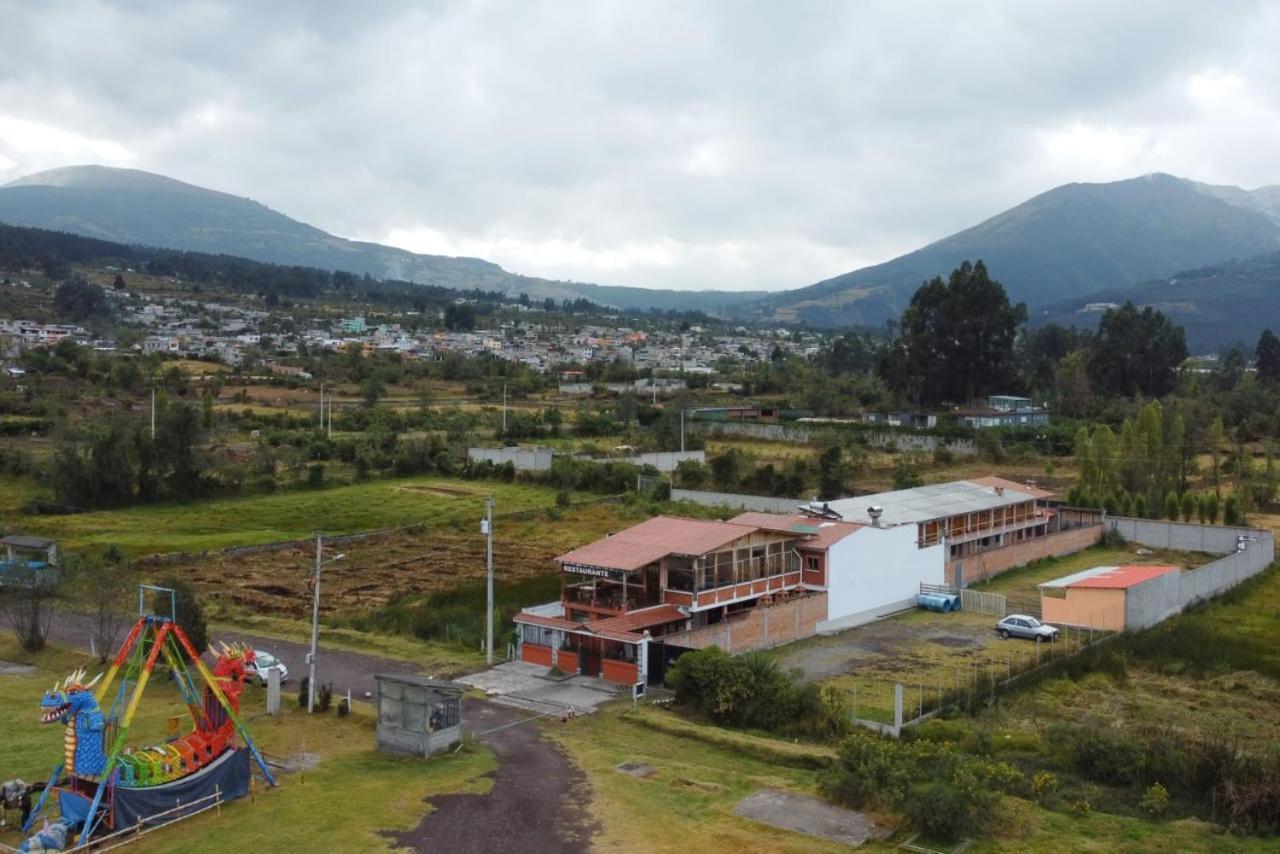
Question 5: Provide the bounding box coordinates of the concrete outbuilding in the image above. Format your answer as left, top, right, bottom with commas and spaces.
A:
374, 674, 464, 757
1039, 564, 1179, 631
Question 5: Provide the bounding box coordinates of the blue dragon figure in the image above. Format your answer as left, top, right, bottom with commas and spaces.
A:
39, 668, 106, 779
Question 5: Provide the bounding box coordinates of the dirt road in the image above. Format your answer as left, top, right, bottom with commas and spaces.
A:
384, 700, 599, 853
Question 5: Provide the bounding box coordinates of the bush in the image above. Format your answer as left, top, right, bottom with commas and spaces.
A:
665, 646, 816, 734
1139, 781, 1170, 818
157, 577, 208, 654
1032, 770, 1058, 804
905, 781, 986, 842
316, 681, 333, 713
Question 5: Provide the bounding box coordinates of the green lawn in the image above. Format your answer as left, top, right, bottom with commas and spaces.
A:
0, 636, 495, 852
970, 543, 1216, 599
1, 476, 569, 554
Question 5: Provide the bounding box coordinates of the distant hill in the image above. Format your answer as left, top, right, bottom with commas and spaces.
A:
749, 173, 1280, 327
1037, 250, 1280, 353
0, 165, 751, 314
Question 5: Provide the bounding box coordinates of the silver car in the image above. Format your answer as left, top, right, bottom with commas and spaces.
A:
996, 614, 1058, 641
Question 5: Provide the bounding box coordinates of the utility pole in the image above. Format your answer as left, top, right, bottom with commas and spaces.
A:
150, 388, 156, 439
308, 533, 322, 713
484, 495, 494, 665
319, 383, 324, 431
327, 396, 333, 438
680, 408, 685, 453
501, 383, 507, 436
307, 534, 344, 713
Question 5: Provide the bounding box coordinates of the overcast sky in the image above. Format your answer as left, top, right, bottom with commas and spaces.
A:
1, 1, 1278, 292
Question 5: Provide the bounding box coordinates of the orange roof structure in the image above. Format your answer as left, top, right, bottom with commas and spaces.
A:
554, 515, 758, 572
728, 512, 863, 549
1067, 564, 1179, 590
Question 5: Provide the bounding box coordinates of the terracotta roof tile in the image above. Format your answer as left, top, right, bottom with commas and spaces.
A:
555, 515, 759, 573
728, 512, 863, 550
587, 604, 688, 634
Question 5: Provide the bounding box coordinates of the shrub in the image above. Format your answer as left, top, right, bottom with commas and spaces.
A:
317, 681, 333, 713
297, 675, 310, 710
1032, 770, 1058, 804
1140, 781, 1170, 818
904, 781, 980, 842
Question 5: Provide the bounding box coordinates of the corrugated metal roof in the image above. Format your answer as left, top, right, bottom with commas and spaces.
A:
825, 478, 1045, 526
1039, 564, 1179, 590
1069, 564, 1179, 590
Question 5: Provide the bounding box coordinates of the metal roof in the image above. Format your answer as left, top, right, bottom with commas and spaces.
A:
825, 478, 1045, 526
1, 535, 56, 549
1041, 564, 1179, 591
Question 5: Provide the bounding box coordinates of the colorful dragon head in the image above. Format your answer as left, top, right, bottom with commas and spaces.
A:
212, 641, 255, 683
39, 668, 101, 725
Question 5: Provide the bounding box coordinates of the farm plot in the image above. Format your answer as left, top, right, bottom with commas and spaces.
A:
176, 501, 651, 618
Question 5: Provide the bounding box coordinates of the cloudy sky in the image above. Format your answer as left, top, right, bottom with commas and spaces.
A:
1, 1, 1278, 292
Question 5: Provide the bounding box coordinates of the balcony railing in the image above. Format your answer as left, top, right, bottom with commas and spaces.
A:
564, 582, 657, 614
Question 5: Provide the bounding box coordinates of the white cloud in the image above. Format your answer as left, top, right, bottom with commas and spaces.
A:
0, 113, 136, 171
0, 1, 1277, 290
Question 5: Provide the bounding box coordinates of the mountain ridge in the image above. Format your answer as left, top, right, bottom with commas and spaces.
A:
750, 172, 1280, 328
0, 165, 754, 314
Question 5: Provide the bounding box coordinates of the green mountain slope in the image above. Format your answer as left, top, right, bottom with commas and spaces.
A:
1038, 250, 1280, 352
0, 165, 751, 313
752, 173, 1280, 327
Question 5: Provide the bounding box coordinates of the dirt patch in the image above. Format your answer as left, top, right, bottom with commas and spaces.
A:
0, 660, 37, 677
615, 761, 657, 778
926, 634, 981, 648
397, 484, 476, 496
383, 700, 599, 853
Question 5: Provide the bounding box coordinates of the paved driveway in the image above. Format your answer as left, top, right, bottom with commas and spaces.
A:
459, 661, 623, 715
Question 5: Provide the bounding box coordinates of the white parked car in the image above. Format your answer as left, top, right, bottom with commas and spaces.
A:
995, 614, 1059, 642
244, 650, 289, 685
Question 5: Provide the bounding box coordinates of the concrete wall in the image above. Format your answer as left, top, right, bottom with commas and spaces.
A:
1106, 517, 1268, 555
690, 420, 976, 455
1106, 517, 1276, 631
1124, 545, 1273, 631
670, 488, 802, 513
821, 525, 944, 632
666, 593, 827, 654
468, 446, 555, 471
629, 450, 705, 472
947, 525, 1103, 586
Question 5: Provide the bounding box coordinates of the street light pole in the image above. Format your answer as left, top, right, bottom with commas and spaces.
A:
307, 534, 344, 713
485, 496, 495, 664
308, 533, 321, 713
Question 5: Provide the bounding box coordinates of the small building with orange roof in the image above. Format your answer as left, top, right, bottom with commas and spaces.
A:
1039, 564, 1180, 631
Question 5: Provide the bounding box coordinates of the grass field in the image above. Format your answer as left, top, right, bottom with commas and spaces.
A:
0, 636, 495, 852
548, 705, 850, 854
1, 475, 571, 554
970, 543, 1215, 599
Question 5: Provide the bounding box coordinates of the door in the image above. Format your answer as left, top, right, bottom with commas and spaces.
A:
579, 639, 601, 677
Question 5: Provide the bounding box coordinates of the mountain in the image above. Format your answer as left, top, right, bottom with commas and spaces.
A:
1038, 250, 1280, 352
750, 173, 1280, 327
0, 165, 751, 313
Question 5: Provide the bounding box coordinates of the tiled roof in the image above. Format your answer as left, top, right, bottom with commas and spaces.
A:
728, 512, 862, 550
555, 515, 759, 572
587, 604, 688, 635
1067, 564, 1179, 590
512, 612, 580, 630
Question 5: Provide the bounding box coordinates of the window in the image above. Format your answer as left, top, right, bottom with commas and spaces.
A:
805, 555, 821, 572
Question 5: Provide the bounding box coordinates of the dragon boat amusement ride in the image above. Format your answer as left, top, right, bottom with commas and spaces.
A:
15, 585, 276, 850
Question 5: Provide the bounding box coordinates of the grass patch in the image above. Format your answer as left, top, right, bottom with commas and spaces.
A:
547, 706, 849, 853
5, 476, 568, 554
0, 635, 496, 852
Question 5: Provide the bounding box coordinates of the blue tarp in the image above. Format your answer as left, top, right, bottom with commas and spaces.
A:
113, 748, 249, 828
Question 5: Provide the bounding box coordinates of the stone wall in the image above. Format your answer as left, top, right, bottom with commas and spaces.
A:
664, 592, 827, 654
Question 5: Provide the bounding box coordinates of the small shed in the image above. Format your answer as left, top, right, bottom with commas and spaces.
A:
1, 534, 58, 566
374, 674, 464, 757
1039, 564, 1178, 631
